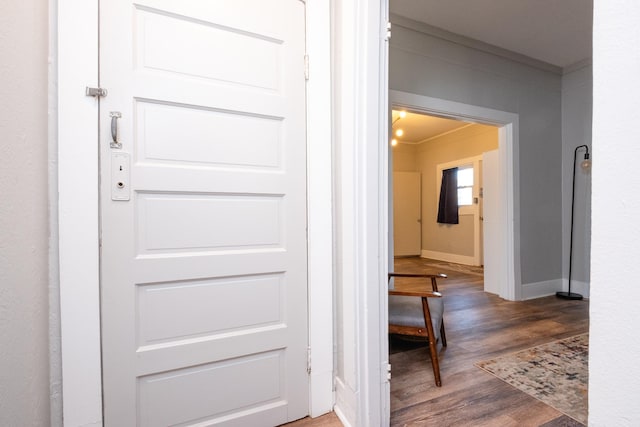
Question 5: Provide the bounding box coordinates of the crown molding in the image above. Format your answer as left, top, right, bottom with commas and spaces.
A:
396, 123, 475, 146
562, 58, 592, 75
390, 13, 563, 75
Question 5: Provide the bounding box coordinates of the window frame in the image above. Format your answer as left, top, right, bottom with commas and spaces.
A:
456, 165, 474, 207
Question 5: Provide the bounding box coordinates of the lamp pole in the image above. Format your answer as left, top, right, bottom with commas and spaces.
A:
557, 144, 590, 300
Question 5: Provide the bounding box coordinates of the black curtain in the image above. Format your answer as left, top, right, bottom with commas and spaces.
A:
437, 167, 459, 224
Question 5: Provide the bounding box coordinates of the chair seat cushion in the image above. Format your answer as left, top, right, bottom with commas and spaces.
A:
388, 295, 443, 341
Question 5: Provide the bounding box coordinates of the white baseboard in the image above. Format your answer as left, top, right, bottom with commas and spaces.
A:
333, 406, 351, 427
521, 279, 563, 300
421, 249, 478, 266
333, 377, 355, 427
522, 278, 590, 300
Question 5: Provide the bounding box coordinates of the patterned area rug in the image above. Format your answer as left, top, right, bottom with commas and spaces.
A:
475, 334, 588, 425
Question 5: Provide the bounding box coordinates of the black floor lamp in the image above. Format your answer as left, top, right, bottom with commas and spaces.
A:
557, 144, 591, 300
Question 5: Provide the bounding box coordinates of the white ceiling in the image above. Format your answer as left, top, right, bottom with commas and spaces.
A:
390, 0, 593, 68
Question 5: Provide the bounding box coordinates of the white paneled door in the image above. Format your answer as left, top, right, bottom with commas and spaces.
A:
99, 1, 309, 425
393, 172, 421, 256
482, 150, 502, 295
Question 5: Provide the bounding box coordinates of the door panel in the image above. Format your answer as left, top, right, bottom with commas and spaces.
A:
100, 1, 308, 425
482, 150, 502, 295
138, 351, 285, 427
136, 275, 283, 346
137, 102, 283, 169
393, 172, 421, 256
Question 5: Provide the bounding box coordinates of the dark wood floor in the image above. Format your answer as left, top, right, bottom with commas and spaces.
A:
286, 257, 589, 427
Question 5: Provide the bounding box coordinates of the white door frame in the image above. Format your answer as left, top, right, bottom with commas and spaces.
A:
390, 90, 522, 301
57, 1, 333, 424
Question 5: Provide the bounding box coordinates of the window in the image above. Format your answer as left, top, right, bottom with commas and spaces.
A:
436, 157, 479, 214
457, 166, 473, 206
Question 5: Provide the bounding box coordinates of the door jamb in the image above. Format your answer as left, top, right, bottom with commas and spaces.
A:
389, 90, 522, 301
58, 1, 102, 425
57, 1, 334, 424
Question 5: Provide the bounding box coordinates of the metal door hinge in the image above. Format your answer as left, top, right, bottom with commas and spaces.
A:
307, 346, 312, 374
386, 363, 391, 381
85, 87, 108, 98
304, 54, 309, 80
385, 22, 392, 41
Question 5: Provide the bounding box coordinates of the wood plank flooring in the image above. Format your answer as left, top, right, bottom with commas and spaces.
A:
285, 257, 589, 427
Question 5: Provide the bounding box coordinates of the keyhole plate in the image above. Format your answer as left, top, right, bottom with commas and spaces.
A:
111, 152, 130, 201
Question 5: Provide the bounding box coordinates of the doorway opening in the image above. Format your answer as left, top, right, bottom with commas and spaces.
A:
390, 109, 498, 286
389, 90, 520, 301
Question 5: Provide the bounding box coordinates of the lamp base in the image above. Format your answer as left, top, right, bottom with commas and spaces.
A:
556, 291, 583, 300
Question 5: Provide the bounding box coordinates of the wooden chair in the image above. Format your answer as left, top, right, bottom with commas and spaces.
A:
388, 272, 447, 386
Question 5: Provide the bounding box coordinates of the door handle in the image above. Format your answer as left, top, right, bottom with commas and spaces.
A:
110, 111, 122, 149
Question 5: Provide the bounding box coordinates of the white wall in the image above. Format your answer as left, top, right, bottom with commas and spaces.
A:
590, 1, 640, 424
390, 15, 563, 287
0, 0, 52, 425
561, 65, 592, 298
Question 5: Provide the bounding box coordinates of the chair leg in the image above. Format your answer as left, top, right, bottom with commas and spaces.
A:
421, 297, 442, 387
427, 336, 442, 387
440, 322, 447, 347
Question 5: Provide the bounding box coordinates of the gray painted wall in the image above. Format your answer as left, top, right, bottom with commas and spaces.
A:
0, 0, 52, 425
390, 16, 564, 285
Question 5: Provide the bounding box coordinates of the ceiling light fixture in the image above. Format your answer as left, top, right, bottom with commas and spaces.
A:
392, 110, 407, 126
391, 110, 407, 147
